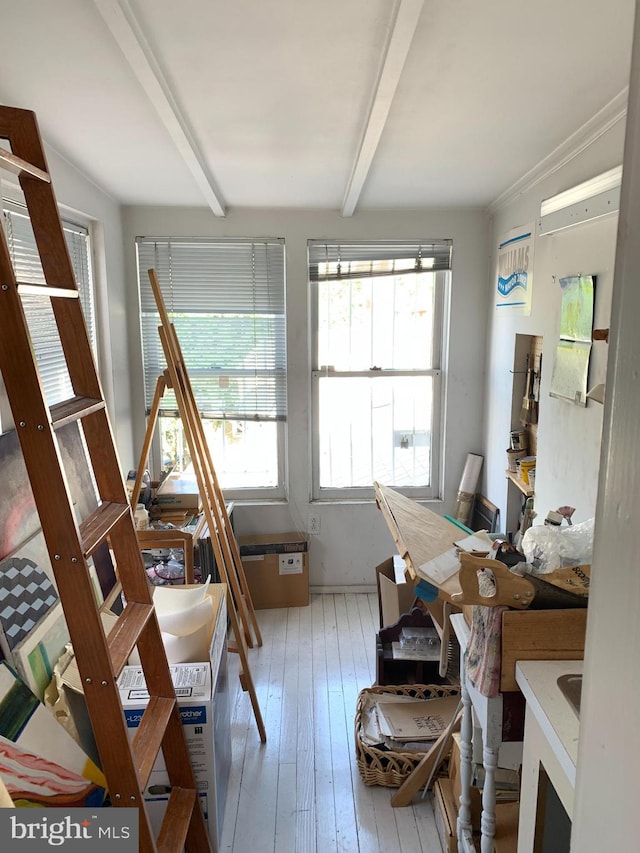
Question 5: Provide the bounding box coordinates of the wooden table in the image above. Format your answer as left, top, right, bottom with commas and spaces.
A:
451, 612, 507, 853
374, 481, 467, 603
374, 482, 466, 678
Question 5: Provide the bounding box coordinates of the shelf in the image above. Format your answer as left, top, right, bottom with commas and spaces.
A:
505, 469, 534, 497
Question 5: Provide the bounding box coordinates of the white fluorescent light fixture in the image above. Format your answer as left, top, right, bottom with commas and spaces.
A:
539, 165, 622, 235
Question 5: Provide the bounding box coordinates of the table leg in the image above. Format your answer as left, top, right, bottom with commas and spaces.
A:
480, 742, 499, 853
457, 674, 474, 845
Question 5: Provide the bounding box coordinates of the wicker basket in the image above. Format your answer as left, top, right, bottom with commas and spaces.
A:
355, 683, 460, 788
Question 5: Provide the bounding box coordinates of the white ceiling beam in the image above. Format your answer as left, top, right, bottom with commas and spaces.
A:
341, 0, 424, 217
94, 0, 226, 216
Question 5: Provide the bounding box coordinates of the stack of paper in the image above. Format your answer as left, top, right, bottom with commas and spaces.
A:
417, 529, 494, 587
359, 691, 460, 753
377, 695, 461, 741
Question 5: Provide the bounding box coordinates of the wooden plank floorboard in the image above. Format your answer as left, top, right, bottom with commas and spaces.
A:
324, 595, 360, 852
221, 594, 444, 853
295, 598, 316, 852
311, 594, 338, 853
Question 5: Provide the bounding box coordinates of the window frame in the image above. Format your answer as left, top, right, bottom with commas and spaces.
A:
309, 241, 449, 502
0, 194, 97, 424
136, 236, 288, 502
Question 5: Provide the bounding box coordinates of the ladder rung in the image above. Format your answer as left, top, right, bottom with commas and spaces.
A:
156, 787, 198, 853
79, 501, 130, 556
0, 147, 50, 182
107, 601, 155, 676
50, 395, 106, 429
132, 696, 177, 786
17, 281, 78, 299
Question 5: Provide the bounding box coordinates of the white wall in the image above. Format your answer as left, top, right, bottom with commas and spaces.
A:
484, 119, 627, 531
121, 206, 491, 588
572, 8, 640, 843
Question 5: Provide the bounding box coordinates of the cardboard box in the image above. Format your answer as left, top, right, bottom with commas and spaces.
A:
493, 802, 519, 852
458, 604, 586, 694
449, 733, 482, 831
239, 533, 309, 609
499, 609, 587, 692
116, 584, 229, 848
376, 555, 416, 628
119, 663, 215, 841
154, 471, 201, 509
433, 777, 458, 853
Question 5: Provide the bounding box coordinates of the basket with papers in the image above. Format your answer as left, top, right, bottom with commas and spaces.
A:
355, 683, 460, 787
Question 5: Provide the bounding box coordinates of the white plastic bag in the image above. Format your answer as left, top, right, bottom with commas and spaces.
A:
521, 518, 594, 573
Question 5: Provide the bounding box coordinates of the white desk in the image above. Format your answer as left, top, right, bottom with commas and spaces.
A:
515, 660, 581, 853
451, 612, 505, 853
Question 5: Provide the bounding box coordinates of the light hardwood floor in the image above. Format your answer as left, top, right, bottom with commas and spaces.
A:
220, 593, 444, 853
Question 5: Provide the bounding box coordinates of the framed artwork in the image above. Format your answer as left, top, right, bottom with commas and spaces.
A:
550, 275, 596, 406
0, 544, 58, 656
0, 428, 40, 563
0, 421, 117, 598
0, 421, 118, 696
0, 534, 70, 699
13, 602, 70, 700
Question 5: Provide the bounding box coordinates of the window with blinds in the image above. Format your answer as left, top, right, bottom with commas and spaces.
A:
2, 203, 95, 408
136, 237, 287, 496
309, 239, 451, 500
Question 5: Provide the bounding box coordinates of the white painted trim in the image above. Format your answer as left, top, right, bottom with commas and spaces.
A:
488, 89, 629, 213
341, 0, 424, 217
310, 585, 377, 595
94, 0, 226, 217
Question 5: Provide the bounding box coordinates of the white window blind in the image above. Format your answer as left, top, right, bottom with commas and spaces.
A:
2, 203, 95, 407
309, 239, 452, 282
136, 238, 287, 422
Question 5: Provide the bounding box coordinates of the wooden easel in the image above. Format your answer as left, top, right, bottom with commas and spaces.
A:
137, 268, 266, 742
132, 370, 260, 650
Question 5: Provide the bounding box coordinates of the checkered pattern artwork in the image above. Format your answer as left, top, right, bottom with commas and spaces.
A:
0, 557, 58, 651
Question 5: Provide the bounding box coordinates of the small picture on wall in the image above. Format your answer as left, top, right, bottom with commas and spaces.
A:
495, 224, 535, 316
550, 274, 596, 406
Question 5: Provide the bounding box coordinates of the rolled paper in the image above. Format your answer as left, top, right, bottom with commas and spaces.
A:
459, 453, 483, 494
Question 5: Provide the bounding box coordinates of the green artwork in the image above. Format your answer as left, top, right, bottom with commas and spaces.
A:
558, 275, 595, 342
550, 275, 596, 406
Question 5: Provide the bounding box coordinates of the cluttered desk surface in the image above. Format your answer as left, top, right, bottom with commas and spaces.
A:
374, 482, 590, 612
374, 481, 468, 602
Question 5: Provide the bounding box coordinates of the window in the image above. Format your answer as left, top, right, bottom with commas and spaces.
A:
2, 201, 96, 409
136, 237, 287, 500
309, 239, 451, 500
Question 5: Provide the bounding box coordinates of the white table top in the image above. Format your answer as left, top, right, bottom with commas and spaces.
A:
515, 659, 582, 788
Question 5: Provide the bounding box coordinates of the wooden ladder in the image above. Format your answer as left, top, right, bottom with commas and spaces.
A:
0, 106, 211, 852
138, 268, 266, 743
